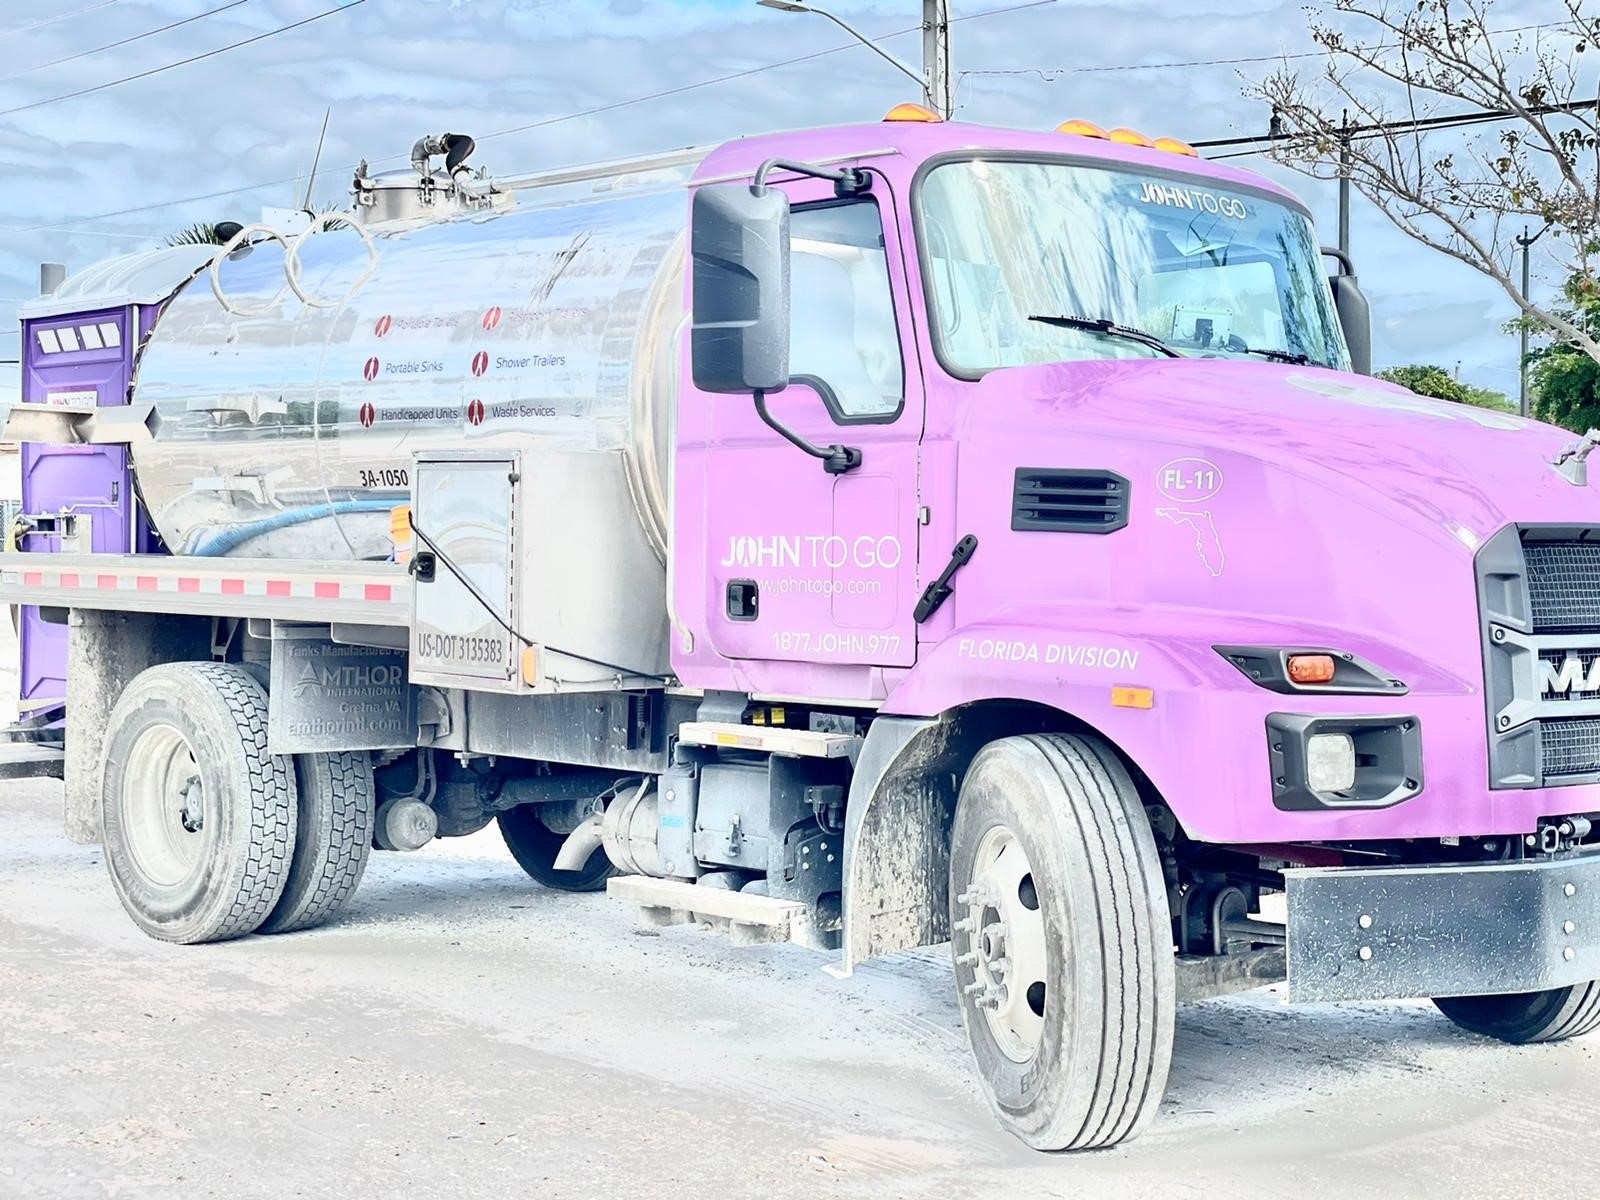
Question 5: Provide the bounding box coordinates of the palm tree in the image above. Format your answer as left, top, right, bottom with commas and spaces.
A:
165, 222, 240, 246
164, 211, 348, 248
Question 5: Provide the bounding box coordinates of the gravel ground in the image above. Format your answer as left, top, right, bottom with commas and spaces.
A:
3, 773, 1599, 1200
3, 618, 1598, 1198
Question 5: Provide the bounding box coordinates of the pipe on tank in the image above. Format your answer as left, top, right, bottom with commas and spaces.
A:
410, 133, 476, 178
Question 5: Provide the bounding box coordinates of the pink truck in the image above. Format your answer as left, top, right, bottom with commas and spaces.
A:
4, 109, 1598, 1149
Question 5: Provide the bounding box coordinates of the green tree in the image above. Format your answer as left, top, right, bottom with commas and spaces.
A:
1378, 364, 1514, 410
1458, 381, 1514, 410
1377, 364, 1468, 403
1528, 274, 1600, 432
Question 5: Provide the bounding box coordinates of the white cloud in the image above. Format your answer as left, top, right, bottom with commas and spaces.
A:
0, 0, 1568, 407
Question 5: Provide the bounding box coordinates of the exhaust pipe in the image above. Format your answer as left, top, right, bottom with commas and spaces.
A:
553, 813, 605, 871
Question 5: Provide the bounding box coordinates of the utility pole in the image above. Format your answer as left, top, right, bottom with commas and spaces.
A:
1338, 109, 1351, 259
923, 0, 952, 120
1517, 224, 1549, 418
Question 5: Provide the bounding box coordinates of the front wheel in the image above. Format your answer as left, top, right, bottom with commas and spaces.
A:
950, 733, 1175, 1151
1434, 983, 1600, 1044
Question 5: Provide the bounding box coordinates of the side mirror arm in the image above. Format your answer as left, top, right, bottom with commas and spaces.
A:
754, 390, 862, 475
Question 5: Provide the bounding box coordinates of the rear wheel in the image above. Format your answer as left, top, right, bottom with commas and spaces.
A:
260, 752, 376, 934
1434, 982, 1600, 1044
101, 662, 296, 943
498, 804, 614, 892
950, 733, 1175, 1150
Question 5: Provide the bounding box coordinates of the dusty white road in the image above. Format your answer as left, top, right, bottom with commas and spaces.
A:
2, 778, 1598, 1200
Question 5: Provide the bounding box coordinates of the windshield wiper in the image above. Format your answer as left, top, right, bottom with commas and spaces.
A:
1027, 315, 1181, 359
1234, 345, 1311, 365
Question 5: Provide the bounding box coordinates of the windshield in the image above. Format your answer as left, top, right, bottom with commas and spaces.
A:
916, 158, 1350, 374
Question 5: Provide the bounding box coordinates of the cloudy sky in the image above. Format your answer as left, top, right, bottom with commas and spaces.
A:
0, 0, 1584, 407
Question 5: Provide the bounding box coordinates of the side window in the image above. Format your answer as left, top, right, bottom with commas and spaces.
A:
790, 201, 904, 422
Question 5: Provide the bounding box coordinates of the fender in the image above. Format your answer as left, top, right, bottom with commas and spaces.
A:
836, 613, 1465, 971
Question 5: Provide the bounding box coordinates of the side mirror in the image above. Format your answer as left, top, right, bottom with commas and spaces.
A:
1322, 247, 1372, 376
690, 184, 791, 394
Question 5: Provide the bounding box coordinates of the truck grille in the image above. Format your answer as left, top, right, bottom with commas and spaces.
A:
1480, 527, 1600, 787
1525, 541, 1600, 632
1540, 719, 1600, 778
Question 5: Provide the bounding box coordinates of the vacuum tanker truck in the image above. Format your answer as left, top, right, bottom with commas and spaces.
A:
6, 108, 1600, 1150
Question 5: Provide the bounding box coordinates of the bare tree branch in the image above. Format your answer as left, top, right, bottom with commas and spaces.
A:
1252, 0, 1600, 365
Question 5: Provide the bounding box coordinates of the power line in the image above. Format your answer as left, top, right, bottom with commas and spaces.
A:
1196, 96, 1600, 158
0, 0, 252, 86
0, 1, 120, 40
0, 0, 1045, 241
0, 1, 365, 119
956, 20, 1568, 98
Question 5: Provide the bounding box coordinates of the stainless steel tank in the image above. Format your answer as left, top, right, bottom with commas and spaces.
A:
132, 156, 698, 566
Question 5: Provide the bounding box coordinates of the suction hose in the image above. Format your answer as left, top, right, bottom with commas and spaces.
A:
187, 499, 397, 557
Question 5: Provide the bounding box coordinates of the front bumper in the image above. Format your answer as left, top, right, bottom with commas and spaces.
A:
1286, 848, 1600, 1002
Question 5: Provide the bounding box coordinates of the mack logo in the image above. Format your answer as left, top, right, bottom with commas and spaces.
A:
1541, 656, 1600, 695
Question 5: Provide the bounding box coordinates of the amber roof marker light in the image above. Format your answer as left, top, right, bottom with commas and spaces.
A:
1056, 122, 1199, 157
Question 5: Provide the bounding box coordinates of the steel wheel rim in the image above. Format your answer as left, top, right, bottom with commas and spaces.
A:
121, 723, 206, 888
959, 824, 1048, 1063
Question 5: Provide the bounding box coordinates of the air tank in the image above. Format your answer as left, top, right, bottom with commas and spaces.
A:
131, 154, 700, 567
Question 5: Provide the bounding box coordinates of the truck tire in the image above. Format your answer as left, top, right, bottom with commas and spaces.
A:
259, 752, 376, 934
101, 661, 297, 944
950, 733, 1175, 1150
498, 804, 614, 892
1434, 982, 1600, 1044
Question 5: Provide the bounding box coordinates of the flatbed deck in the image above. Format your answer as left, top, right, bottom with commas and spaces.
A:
0, 554, 411, 627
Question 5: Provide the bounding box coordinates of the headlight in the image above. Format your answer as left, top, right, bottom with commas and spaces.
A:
1267, 714, 1424, 811
1306, 732, 1357, 792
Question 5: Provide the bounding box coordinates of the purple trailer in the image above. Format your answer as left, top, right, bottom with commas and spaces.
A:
4, 112, 1599, 1148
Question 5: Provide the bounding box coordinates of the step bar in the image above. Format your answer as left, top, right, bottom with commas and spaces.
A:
607, 875, 809, 947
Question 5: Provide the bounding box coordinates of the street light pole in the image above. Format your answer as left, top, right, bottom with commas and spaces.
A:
756, 1, 945, 116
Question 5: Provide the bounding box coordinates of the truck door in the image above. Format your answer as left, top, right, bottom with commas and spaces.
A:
702, 176, 923, 669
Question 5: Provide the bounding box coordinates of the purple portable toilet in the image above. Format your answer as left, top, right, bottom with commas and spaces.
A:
11, 245, 217, 715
